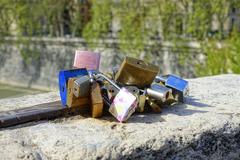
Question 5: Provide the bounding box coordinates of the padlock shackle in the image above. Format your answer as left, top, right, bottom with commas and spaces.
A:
94, 73, 121, 91
88, 71, 95, 83
155, 75, 167, 83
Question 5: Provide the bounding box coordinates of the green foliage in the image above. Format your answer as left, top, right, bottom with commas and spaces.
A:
116, 0, 146, 55
0, 0, 91, 37
196, 31, 240, 76
82, 0, 112, 48
0, 0, 240, 76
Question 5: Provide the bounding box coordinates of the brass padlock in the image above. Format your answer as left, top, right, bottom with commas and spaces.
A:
137, 95, 146, 112
147, 98, 162, 113
67, 78, 90, 108
115, 57, 159, 88
90, 82, 104, 118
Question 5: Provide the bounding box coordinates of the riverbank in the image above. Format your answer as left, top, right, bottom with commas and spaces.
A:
0, 83, 47, 99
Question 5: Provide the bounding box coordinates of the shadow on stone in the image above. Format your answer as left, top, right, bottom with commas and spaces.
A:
161, 104, 208, 117
185, 96, 212, 107
115, 126, 240, 160
127, 113, 166, 124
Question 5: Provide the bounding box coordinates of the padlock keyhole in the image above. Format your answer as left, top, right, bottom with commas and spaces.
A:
137, 61, 142, 65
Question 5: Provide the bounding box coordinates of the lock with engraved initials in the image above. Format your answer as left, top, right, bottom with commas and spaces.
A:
95, 73, 138, 122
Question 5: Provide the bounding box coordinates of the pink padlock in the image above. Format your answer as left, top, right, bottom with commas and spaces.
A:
73, 50, 101, 70
109, 88, 138, 122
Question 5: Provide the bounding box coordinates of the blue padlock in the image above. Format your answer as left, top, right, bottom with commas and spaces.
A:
155, 74, 189, 102
59, 68, 88, 106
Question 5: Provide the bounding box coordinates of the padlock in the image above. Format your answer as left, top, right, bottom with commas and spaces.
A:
146, 84, 172, 102
147, 98, 162, 113
59, 68, 88, 106
67, 78, 90, 108
155, 74, 189, 102
100, 86, 111, 108
125, 86, 140, 95
73, 50, 101, 71
151, 82, 178, 105
112, 66, 118, 79
90, 82, 104, 118
73, 75, 91, 98
105, 84, 118, 101
115, 57, 159, 88
163, 92, 179, 105
136, 95, 146, 112
95, 73, 138, 122
125, 86, 145, 113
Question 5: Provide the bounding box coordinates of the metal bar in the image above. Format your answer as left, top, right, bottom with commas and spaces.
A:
95, 73, 121, 90
0, 101, 89, 128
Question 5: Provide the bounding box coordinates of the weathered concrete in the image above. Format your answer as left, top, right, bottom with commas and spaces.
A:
0, 74, 239, 160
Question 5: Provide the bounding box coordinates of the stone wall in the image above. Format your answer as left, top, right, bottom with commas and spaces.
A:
0, 75, 240, 159
0, 37, 203, 90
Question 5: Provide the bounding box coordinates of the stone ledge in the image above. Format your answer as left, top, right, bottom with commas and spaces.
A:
0, 74, 240, 160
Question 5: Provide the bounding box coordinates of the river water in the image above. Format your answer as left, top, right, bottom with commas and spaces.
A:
0, 83, 46, 99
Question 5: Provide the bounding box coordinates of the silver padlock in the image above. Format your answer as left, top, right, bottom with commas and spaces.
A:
125, 86, 140, 95
94, 73, 138, 122
100, 86, 111, 107
106, 84, 118, 101
73, 75, 91, 98
146, 84, 172, 102
112, 66, 119, 80
155, 74, 189, 102
125, 86, 144, 112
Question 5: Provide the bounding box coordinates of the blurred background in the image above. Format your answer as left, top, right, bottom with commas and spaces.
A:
0, 0, 240, 99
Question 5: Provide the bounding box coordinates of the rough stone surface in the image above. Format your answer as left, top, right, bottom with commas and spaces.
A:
0, 74, 240, 160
